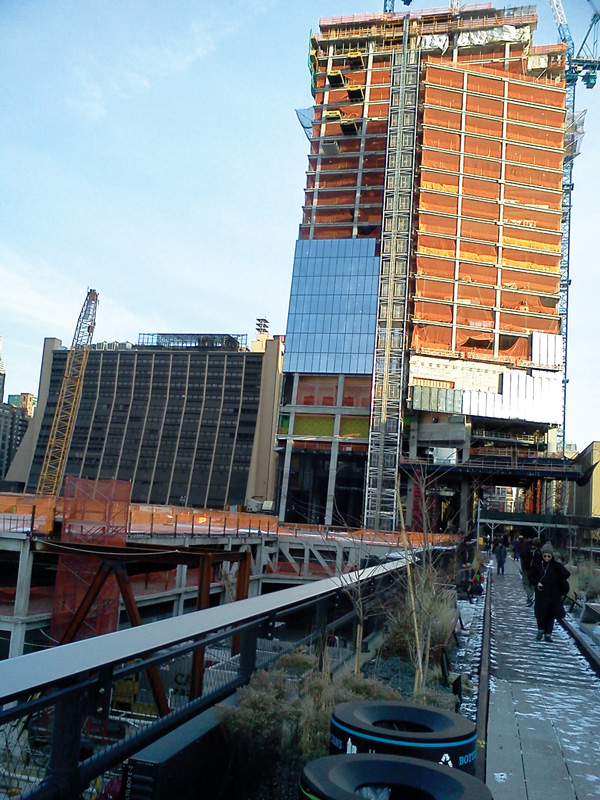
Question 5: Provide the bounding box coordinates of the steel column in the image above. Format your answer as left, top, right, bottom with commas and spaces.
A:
114, 567, 170, 717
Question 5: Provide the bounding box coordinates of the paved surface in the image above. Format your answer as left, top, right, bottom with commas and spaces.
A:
486, 557, 600, 799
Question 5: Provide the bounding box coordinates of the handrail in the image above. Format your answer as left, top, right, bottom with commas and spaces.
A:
0, 562, 402, 706
0, 560, 404, 704
0, 560, 410, 800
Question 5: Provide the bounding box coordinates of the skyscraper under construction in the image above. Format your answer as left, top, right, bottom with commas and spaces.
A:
277, 4, 577, 532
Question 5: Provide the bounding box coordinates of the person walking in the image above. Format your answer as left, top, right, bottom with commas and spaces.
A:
493, 538, 507, 575
517, 536, 534, 606
512, 538, 520, 561
528, 542, 570, 642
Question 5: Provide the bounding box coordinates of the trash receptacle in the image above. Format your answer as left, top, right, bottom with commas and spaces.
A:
330, 701, 477, 774
300, 753, 493, 800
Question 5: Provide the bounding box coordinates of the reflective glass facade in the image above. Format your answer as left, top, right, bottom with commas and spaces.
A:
284, 239, 379, 375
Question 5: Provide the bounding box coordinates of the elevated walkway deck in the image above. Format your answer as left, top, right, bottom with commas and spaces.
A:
486, 557, 600, 800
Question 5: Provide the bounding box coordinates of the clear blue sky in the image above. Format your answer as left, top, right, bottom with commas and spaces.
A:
0, 1, 598, 451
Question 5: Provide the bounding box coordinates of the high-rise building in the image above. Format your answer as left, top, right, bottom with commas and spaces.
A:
0, 336, 5, 404
0, 403, 29, 481
278, 5, 575, 531
9, 332, 283, 509
8, 393, 37, 417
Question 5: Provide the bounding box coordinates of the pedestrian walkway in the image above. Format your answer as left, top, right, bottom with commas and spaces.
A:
485, 556, 600, 799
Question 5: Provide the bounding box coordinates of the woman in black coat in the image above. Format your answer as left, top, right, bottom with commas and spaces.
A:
528, 541, 570, 642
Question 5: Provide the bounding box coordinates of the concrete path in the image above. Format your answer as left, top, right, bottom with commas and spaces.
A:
486, 556, 600, 800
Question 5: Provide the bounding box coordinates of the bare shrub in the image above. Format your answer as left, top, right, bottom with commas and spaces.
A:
567, 561, 600, 601
216, 650, 404, 794
382, 570, 458, 664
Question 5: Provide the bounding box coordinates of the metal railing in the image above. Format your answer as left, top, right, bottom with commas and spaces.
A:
0, 561, 406, 800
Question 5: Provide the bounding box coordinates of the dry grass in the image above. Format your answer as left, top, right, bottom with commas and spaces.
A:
215, 650, 405, 796
566, 561, 600, 601
382, 576, 458, 660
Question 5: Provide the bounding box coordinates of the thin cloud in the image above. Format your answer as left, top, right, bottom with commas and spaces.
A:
72, 69, 108, 120
70, 21, 217, 120
0, 249, 165, 343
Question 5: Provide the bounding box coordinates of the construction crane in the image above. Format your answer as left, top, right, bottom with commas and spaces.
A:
551, 0, 600, 86
36, 289, 99, 496
575, 3, 600, 86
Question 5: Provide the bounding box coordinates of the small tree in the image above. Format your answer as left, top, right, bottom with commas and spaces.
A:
387, 473, 459, 699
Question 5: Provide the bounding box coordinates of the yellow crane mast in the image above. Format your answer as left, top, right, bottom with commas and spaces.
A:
36, 289, 99, 496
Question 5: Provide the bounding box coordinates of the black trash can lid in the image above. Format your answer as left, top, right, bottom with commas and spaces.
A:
301, 754, 493, 800
332, 701, 476, 745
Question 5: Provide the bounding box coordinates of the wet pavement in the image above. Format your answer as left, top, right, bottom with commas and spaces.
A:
486, 556, 600, 799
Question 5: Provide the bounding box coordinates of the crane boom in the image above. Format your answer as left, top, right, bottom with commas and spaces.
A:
548, 0, 575, 55
36, 289, 99, 496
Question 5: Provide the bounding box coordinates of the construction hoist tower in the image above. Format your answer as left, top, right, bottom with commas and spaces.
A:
36, 289, 99, 496
364, 15, 420, 532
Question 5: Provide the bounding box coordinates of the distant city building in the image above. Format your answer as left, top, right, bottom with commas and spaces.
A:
481, 485, 516, 515
8, 393, 36, 417
0, 402, 29, 480
0, 336, 5, 403
570, 441, 600, 518
8, 331, 283, 509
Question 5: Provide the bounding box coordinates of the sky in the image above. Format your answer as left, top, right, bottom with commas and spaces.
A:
0, 0, 598, 451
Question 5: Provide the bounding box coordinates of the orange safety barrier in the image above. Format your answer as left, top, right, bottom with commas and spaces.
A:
0, 493, 56, 535
502, 249, 560, 272
460, 240, 497, 262
50, 479, 130, 643
457, 283, 496, 305
502, 269, 560, 294
421, 170, 459, 194
417, 233, 456, 259
498, 336, 529, 359
500, 291, 558, 314
422, 151, 461, 173
420, 192, 459, 215
412, 324, 452, 350
424, 56, 564, 91
462, 176, 500, 201
414, 300, 453, 323
456, 328, 493, 350
415, 277, 454, 302
459, 262, 497, 284
419, 214, 457, 237
464, 155, 502, 180
417, 255, 455, 280
499, 312, 560, 334
456, 306, 494, 327
461, 219, 499, 242
504, 182, 561, 210
507, 122, 564, 149
0, 585, 55, 614
502, 231, 560, 252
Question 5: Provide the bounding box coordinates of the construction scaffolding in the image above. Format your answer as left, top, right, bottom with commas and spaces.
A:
50, 478, 130, 643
